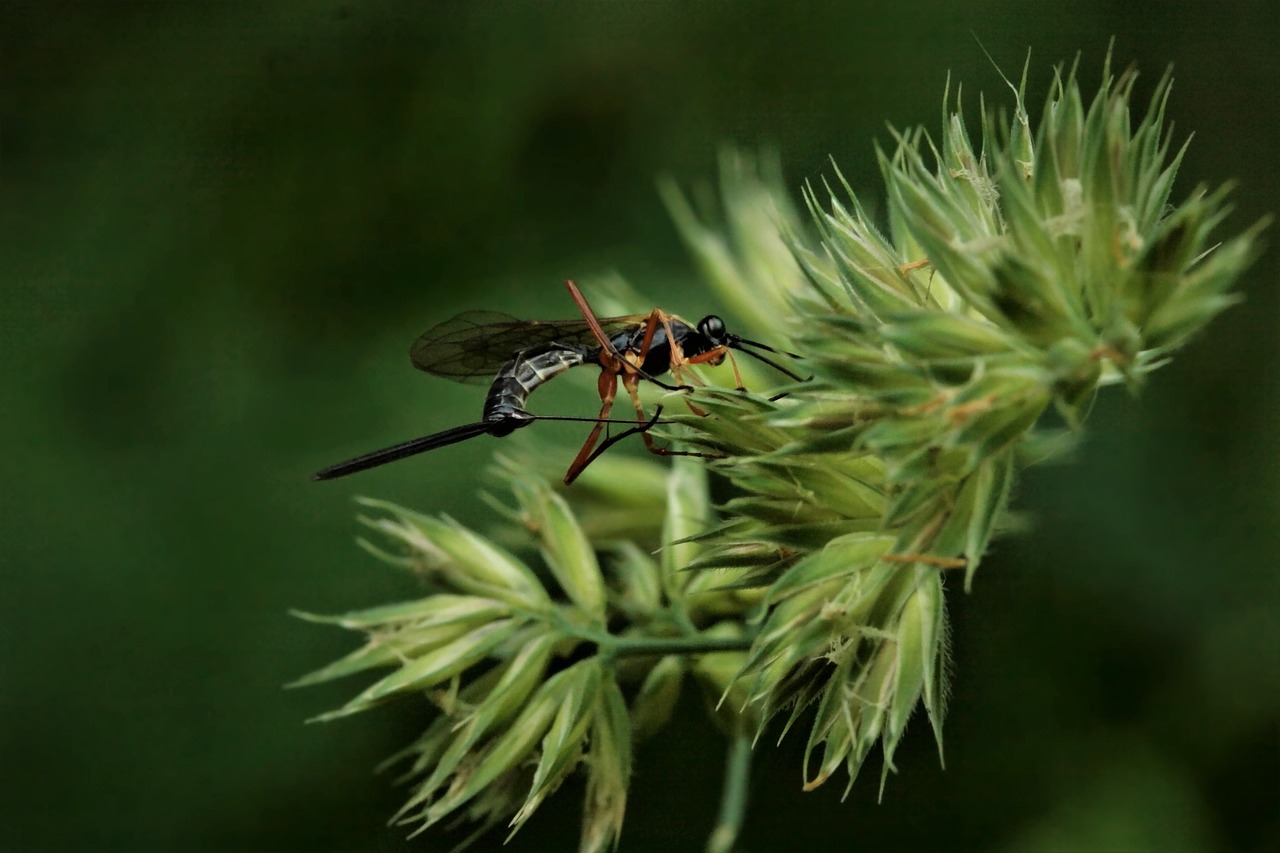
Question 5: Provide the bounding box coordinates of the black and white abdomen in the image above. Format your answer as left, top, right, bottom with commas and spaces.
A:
481, 343, 595, 427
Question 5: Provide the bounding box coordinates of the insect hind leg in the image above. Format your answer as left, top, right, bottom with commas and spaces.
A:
563, 370, 619, 485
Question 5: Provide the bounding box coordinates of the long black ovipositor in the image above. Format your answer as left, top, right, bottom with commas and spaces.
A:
311, 418, 525, 481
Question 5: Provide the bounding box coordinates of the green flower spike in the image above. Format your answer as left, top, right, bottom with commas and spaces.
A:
299, 54, 1265, 851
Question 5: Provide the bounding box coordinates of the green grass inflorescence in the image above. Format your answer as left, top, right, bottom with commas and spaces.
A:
295, 54, 1266, 851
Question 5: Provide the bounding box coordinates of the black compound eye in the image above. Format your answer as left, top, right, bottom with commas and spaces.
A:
698, 315, 726, 341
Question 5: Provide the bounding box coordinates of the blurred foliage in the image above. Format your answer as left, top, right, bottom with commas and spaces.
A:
1, 1, 1276, 850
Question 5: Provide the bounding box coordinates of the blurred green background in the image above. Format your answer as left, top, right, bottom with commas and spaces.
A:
3, 1, 1276, 850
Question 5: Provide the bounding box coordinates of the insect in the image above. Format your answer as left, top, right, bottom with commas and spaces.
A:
312, 280, 804, 484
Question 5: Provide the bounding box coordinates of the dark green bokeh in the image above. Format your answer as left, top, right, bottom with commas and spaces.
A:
3, 2, 1276, 850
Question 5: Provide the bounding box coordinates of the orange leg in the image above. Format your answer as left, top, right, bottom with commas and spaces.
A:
620, 372, 723, 463
563, 369, 620, 485
611, 304, 721, 422
681, 345, 742, 390
565, 406, 666, 484
561, 283, 676, 481
617, 304, 697, 392
654, 312, 694, 386
622, 372, 662, 455
662, 344, 735, 416
631, 307, 701, 392
560, 280, 725, 476
565, 281, 691, 391
726, 350, 745, 390
644, 311, 718, 417
565, 280, 625, 360
635, 308, 662, 366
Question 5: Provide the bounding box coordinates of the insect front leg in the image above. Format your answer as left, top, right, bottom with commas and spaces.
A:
663, 336, 734, 417
654, 312, 697, 388
683, 346, 744, 391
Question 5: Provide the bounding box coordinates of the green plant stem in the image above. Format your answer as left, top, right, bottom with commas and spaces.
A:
706, 730, 753, 853
603, 634, 754, 658
552, 613, 756, 658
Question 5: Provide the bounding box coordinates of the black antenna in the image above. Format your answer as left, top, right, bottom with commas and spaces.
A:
729, 338, 810, 383
733, 337, 805, 361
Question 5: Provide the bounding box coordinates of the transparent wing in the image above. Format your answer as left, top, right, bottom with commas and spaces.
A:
409, 310, 645, 384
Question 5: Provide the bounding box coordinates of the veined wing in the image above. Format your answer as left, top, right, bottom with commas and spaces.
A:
409, 310, 646, 385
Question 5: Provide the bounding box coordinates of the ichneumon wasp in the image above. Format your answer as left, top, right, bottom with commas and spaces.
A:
312, 280, 805, 484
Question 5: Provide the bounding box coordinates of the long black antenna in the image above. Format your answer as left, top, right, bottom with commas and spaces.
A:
729, 338, 810, 383
733, 337, 804, 360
